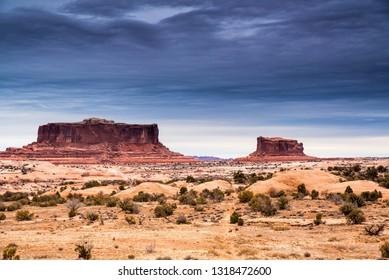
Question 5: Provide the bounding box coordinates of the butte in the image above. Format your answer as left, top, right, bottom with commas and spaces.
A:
234, 136, 317, 162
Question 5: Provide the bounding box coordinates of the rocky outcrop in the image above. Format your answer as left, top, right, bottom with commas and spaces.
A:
0, 118, 197, 164
235, 136, 317, 162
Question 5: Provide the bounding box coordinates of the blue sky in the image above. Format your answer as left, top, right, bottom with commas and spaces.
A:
1, 0, 388, 158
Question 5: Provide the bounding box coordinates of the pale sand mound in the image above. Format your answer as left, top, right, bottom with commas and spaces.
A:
247, 169, 389, 198
192, 180, 233, 192
114, 182, 178, 199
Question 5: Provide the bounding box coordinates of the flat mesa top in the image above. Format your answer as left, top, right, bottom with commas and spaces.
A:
258, 136, 297, 141
43, 118, 157, 126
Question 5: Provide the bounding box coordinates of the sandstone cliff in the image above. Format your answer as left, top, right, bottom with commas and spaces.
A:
0, 118, 196, 164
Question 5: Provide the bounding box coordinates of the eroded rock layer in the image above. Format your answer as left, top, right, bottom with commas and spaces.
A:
235, 136, 317, 162
0, 118, 196, 164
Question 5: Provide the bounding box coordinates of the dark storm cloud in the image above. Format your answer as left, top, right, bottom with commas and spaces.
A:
1, 0, 388, 134
0, 8, 161, 49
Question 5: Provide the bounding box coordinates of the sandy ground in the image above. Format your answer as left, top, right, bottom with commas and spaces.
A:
0, 159, 388, 260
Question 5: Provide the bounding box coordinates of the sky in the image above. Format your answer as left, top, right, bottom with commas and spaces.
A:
0, 0, 388, 158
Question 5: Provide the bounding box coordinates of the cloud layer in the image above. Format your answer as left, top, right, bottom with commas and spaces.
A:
1, 0, 388, 157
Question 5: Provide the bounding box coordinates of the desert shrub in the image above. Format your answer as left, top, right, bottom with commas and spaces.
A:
360, 190, 382, 202
365, 224, 385, 236
195, 196, 207, 205
65, 198, 82, 213
277, 196, 289, 210
186, 176, 196, 183
75, 240, 93, 260
6, 202, 22, 212
344, 186, 354, 194
31, 193, 65, 207
179, 187, 188, 195
125, 215, 136, 225
0, 212, 6, 220
339, 202, 356, 216
225, 189, 232, 196
118, 185, 125, 191
66, 193, 84, 202
238, 218, 244, 226
230, 211, 239, 224
313, 213, 323, 225
2, 243, 20, 260
210, 188, 225, 202
326, 193, 344, 205
15, 210, 34, 221
68, 209, 77, 218
0, 202, 5, 211
238, 190, 254, 203
346, 209, 366, 224
154, 203, 176, 218
194, 205, 204, 212
296, 183, 309, 198
118, 198, 141, 214
133, 191, 165, 203
269, 189, 286, 198
84, 191, 114, 206
176, 214, 189, 224
178, 190, 197, 205
380, 241, 389, 258
248, 173, 260, 185
249, 194, 277, 216
233, 170, 246, 184
82, 180, 101, 189
86, 211, 99, 222
105, 197, 120, 207
345, 193, 366, 207
0, 191, 29, 202
311, 189, 319, 200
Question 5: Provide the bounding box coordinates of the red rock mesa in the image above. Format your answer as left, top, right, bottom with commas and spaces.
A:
235, 136, 317, 162
0, 118, 197, 164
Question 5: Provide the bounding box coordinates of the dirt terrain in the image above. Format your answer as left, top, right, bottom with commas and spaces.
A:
0, 159, 388, 260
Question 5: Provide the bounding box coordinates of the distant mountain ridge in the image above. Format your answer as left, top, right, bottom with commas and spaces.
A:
192, 156, 232, 161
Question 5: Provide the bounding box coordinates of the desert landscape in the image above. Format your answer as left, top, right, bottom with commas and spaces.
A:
1, 120, 388, 260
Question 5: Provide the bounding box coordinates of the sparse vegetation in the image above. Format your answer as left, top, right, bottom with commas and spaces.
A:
154, 203, 176, 218
277, 196, 289, 210
3, 243, 20, 260
15, 210, 34, 221
125, 215, 136, 225
31, 192, 65, 207
380, 241, 389, 258
66, 198, 82, 218
0, 212, 6, 220
230, 211, 239, 224
364, 224, 385, 236
176, 214, 189, 224
249, 194, 277, 216
75, 240, 93, 260
346, 209, 366, 224
313, 213, 323, 225
238, 190, 254, 203
118, 198, 141, 214
311, 189, 319, 200
86, 211, 99, 222
237, 218, 244, 226
82, 180, 101, 189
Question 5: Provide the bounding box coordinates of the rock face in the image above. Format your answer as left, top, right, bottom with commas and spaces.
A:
235, 136, 317, 162
0, 118, 196, 164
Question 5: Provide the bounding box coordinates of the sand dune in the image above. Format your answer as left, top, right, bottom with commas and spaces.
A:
247, 169, 389, 198
192, 180, 233, 192
114, 182, 178, 199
